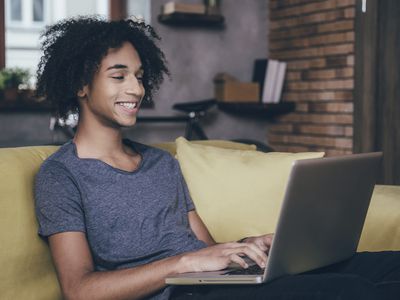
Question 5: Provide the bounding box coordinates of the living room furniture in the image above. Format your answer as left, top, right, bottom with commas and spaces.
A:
1, 139, 399, 299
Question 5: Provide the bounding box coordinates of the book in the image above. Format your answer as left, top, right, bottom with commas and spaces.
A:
272, 61, 287, 103
162, 1, 206, 15
261, 59, 279, 103
252, 59, 268, 99
256, 59, 287, 103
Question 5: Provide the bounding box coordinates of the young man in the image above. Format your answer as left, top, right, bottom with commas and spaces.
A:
35, 17, 400, 300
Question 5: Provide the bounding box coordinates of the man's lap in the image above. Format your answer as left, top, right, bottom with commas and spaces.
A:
170, 251, 400, 300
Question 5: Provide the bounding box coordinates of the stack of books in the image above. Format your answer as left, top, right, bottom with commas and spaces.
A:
161, 1, 206, 15
252, 58, 287, 104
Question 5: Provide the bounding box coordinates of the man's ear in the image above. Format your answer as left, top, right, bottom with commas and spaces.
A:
77, 85, 89, 99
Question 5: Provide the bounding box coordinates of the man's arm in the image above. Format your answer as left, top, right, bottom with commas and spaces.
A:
49, 230, 268, 300
188, 210, 275, 267
49, 232, 183, 300
187, 210, 216, 246
188, 210, 274, 250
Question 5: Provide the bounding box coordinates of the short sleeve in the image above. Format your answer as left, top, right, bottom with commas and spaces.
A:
35, 160, 85, 237
175, 160, 196, 212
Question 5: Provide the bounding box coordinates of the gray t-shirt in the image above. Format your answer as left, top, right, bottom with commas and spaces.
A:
35, 140, 206, 299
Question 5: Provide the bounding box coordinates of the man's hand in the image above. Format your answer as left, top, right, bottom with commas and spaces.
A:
186, 212, 274, 273
178, 241, 268, 273
241, 233, 274, 253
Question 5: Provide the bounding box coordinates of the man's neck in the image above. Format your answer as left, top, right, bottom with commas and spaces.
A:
73, 120, 128, 159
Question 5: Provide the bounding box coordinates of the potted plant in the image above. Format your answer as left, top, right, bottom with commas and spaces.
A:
0, 67, 31, 102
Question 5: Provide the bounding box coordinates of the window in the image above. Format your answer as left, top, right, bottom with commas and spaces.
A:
4, 0, 111, 78
6, 0, 47, 27
33, 0, 44, 22
10, 0, 21, 21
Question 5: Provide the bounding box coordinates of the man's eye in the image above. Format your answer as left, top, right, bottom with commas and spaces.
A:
111, 75, 124, 80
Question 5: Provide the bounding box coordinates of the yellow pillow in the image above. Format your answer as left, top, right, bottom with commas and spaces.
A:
175, 137, 325, 243
0, 146, 61, 300
358, 185, 400, 251
152, 139, 256, 156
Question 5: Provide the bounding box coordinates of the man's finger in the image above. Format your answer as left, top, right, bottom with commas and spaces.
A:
229, 254, 248, 269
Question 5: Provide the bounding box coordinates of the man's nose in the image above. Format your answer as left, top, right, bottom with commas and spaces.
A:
125, 74, 143, 96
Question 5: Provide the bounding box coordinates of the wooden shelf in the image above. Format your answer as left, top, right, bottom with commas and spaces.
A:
217, 102, 295, 118
0, 90, 51, 112
158, 13, 224, 27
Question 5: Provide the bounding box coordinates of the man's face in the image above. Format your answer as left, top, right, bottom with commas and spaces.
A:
79, 42, 145, 128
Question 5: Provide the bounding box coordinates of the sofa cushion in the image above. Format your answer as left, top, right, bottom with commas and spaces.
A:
175, 137, 325, 243
0, 146, 61, 300
358, 185, 400, 251
152, 139, 256, 156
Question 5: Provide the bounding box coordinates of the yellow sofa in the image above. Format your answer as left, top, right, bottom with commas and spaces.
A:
1, 142, 399, 300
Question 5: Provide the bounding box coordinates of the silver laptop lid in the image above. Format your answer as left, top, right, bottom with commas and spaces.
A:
264, 152, 382, 282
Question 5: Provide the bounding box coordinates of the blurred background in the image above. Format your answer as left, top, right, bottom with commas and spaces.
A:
0, 0, 399, 184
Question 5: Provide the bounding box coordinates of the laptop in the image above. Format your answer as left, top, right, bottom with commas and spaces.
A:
166, 152, 382, 285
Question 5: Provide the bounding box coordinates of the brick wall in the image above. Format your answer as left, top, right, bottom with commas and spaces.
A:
267, 0, 356, 156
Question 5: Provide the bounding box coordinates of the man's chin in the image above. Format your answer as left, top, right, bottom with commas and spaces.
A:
119, 118, 137, 128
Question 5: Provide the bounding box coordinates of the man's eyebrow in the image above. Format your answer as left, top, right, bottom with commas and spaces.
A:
106, 64, 128, 71
106, 64, 144, 72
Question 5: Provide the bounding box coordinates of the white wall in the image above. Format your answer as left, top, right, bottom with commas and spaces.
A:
127, 0, 151, 23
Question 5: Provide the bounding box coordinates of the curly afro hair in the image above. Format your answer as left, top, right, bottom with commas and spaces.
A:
36, 16, 169, 120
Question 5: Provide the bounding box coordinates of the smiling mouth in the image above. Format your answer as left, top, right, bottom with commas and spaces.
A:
116, 102, 138, 109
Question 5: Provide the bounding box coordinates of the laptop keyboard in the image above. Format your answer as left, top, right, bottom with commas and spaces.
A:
226, 264, 265, 275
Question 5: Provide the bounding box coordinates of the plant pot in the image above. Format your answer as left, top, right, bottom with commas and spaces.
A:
4, 87, 19, 102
